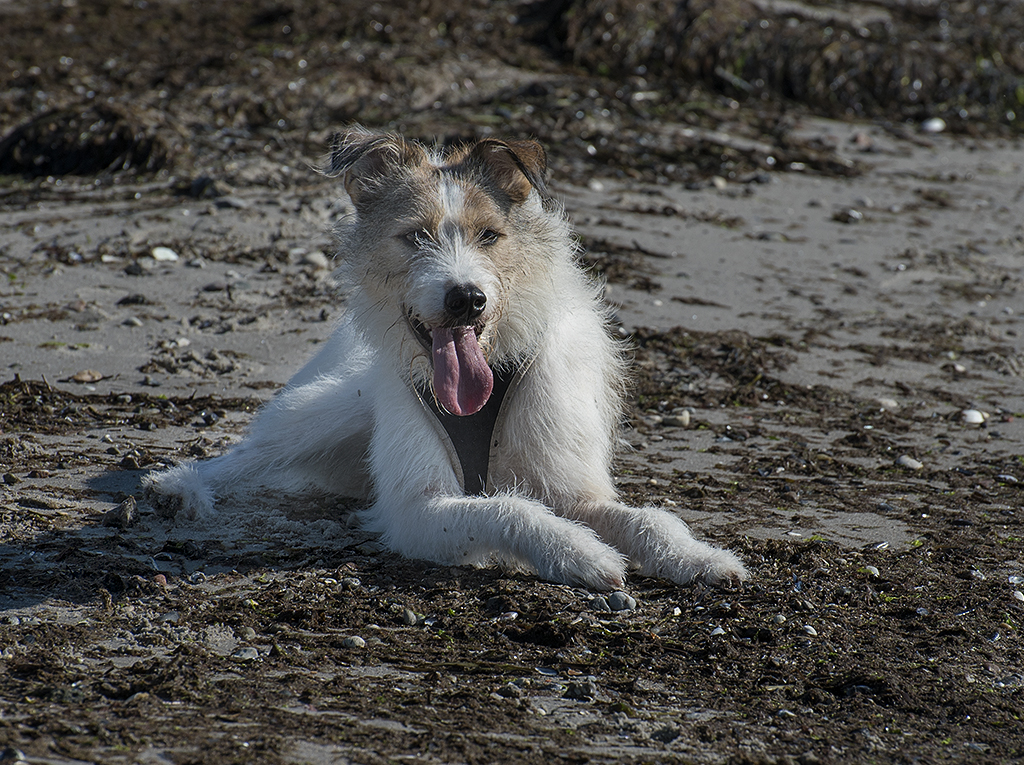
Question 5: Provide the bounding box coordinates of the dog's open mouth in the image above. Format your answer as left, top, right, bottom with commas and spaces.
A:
407, 313, 494, 416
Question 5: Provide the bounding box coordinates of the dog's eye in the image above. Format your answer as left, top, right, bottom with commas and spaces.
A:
401, 230, 429, 247
479, 229, 502, 246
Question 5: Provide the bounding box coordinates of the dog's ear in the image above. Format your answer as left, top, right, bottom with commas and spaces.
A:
324, 127, 424, 207
468, 139, 548, 203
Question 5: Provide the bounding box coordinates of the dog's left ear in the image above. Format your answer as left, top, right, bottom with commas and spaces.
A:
468, 139, 548, 203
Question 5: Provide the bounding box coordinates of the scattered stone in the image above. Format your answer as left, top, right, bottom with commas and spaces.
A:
71, 369, 104, 383
961, 409, 988, 425
102, 496, 139, 528
2, 473, 19, 485
151, 246, 179, 262
341, 636, 366, 649
231, 646, 260, 661
802, 625, 818, 637
662, 411, 690, 427
123, 316, 144, 327
300, 250, 330, 270
607, 591, 637, 612
402, 609, 423, 626
589, 596, 612, 613
832, 207, 863, 223
1012, 591, 1024, 603
0, 747, 28, 763
564, 676, 599, 700
773, 614, 787, 625
864, 565, 881, 579
240, 626, 257, 640
921, 117, 947, 133
876, 397, 899, 411
896, 455, 923, 470
710, 626, 727, 636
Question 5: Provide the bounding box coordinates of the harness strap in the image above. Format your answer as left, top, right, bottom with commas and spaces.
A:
411, 358, 534, 495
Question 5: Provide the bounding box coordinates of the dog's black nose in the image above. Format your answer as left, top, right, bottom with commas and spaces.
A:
444, 284, 487, 322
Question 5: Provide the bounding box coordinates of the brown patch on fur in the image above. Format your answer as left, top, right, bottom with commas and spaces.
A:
448, 139, 548, 208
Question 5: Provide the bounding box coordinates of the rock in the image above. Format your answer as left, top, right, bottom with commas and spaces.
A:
961, 409, 988, 425
564, 676, 599, 700
896, 455, 923, 470
300, 250, 330, 270
802, 625, 818, 637
402, 609, 423, 626
341, 636, 366, 649
71, 369, 104, 383
921, 117, 946, 133
231, 647, 260, 661
151, 246, 179, 262
102, 496, 139, 528
662, 411, 690, 427
589, 596, 612, 612
864, 565, 881, 579
607, 591, 637, 612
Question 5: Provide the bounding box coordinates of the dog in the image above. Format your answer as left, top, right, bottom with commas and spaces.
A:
143, 127, 747, 591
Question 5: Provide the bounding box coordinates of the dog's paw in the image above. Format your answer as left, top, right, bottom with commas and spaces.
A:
536, 535, 627, 592
141, 464, 215, 522
700, 546, 748, 587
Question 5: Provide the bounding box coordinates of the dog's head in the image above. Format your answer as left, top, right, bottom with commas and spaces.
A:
325, 127, 566, 416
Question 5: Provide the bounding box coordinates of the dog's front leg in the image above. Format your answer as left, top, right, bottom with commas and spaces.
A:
364, 493, 627, 591
565, 501, 748, 586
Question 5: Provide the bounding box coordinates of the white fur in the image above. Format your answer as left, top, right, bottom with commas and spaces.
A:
143, 132, 747, 591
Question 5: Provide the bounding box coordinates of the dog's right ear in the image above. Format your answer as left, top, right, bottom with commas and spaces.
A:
323, 127, 424, 208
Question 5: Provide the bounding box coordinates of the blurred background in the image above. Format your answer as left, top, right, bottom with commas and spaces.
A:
2, 0, 1022, 190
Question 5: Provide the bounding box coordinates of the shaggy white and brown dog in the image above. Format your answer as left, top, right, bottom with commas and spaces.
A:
144, 128, 747, 591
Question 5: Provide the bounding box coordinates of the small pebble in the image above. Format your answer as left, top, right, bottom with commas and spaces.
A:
802, 625, 818, 637
773, 614, 787, 625
864, 565, 881, 579
402, 609, 423, 626
710, 626, 727, 636
832, 207, 863, 224
921, 117, 946, 133
151, 246, 179, 262
607, 591, 637, 612
896, 455, 923, 470
240, 626, 257, 640
961, 409, 988, 425
0, 747, 27, 763
564, 677, 599, 700
300, 250, 330, 270
1012, 591, 1024, 603
341, 636, 366, 649
662, 412, 690, 427
102, 496, 139, 528
231, 646, 259, 661
877, 398, 899, 411
589, 596, 612, 613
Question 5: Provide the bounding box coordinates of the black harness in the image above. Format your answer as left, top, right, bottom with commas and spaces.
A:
412, 360, 532, 495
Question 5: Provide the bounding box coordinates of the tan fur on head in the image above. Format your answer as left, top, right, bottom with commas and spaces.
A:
325, 127, 548, 212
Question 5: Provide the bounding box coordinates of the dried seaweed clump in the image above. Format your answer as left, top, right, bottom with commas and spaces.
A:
563, 0, 1024, 131
0, 104, 172, 177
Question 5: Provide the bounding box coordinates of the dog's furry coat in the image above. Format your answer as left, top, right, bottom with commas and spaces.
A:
144, 128, 747, 591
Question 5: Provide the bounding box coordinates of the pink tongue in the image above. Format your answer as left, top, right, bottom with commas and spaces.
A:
432, 326, 494, 416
